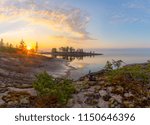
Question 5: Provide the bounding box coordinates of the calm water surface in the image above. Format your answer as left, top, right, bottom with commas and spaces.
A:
68, 48, 150, 80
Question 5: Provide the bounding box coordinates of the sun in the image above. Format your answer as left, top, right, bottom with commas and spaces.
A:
27, 45, 32, 50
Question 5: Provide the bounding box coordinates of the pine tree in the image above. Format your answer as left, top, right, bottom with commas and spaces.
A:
19, 39, 26, 52
0, 39, 4, 48
35, 42, 38, 53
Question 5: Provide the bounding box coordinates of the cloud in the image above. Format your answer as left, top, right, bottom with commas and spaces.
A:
111, 14, 141, 24
110, 0, 150, 24
0, 0, 91, 40
123, 2, 145, 9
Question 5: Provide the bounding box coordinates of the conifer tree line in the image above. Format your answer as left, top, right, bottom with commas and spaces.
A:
52, 47, 84, 53
0, 38, 38, 53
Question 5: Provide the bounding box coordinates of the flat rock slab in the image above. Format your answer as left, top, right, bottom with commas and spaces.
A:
0, 98, 5, 105
97, 98, 109, 108
0, 88, 8, 93
8, 87, 37, 96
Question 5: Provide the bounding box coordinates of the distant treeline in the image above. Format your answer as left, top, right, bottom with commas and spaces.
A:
0, 38, 16, 52
41, 46, 103, 57
52, 47, 91, 53
45, 46, 103, 57
0, 38, 38, 54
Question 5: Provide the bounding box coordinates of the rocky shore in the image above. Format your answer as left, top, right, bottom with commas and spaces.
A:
0, 52, 72, 107
67, 67, 150, 108
0, 52, 149, 108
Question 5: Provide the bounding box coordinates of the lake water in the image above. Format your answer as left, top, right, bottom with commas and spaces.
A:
68, 48, 150, 80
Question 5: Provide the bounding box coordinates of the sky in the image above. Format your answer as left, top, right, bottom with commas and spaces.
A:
0, 0, 150, 49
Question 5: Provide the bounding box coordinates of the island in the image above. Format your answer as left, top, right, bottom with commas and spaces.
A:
40, 47, 103, 57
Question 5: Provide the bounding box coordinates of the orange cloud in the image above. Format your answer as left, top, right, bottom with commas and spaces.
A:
0, 0, 91, 40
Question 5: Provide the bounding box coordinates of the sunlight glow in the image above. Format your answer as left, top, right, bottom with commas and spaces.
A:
27, 45, 32, 50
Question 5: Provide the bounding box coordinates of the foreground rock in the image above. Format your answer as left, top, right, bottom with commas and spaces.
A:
0, 52, 150, 108
67, 70, 150, 108
0, 52, 72, 108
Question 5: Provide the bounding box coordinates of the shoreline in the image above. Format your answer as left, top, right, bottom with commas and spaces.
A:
67, 62, 150, 108
0, 52, 149, 108
41, 54, 77, 78
0, 52, 74, 107
68, 61, 150, 81
41, 52, 103, 57
79, 62, 149, 80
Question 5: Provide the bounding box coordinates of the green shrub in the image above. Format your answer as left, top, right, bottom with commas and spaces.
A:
104, 61, 113, 71
107, 65, 150, 84
33, 72, 75, 105
104, 60, 124, 71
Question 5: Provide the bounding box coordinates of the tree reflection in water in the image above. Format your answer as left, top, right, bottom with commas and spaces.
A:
51, 55, 95, 62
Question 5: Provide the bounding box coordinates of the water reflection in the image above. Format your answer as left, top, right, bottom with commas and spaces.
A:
67, 49, 150, 80
45, 49, 150, 80
51, 55, 95, 62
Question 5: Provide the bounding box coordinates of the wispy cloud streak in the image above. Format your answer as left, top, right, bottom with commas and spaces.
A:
0, 0, 91, 40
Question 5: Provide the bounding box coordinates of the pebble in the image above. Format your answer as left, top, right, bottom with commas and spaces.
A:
123, 101, 135, 108
0, 81, 6, 88
97, 98, 109, 108
88, 81, 97, 86
109, 98, 119, 108
100, 81, 105, 84
0, 99, 5, 106
72, 103, 82, 108
111, 94, 122, 103
8, 100, 18, 106
124, 92, 133, 98
20, 97, 30, 104
67, 99, 75, 107
99, 90, 107, 97
107, 86, 114, 93
103, 95, 111, 101
84, 97, 98, 105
